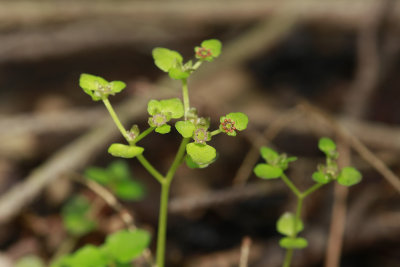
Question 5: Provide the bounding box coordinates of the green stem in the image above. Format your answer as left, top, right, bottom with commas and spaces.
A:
211, 129, 222, 136
156, 138, 189, 267
182, 78, 190, 120
135, 127, 155, 144
156, 182, 170, 267
282, 249, 293, 267
302, 182, 325, 198
136, 154, 164, 184
281, 174, 302, 198
166, 138, 190, 183
102, 98, 131, 144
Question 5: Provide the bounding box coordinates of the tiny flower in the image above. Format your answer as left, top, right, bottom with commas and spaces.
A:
79, 73, 126, 101
219, 112, 248, 136
193, 127, 211, 144
195, 47, 212, 59
194, 39, 222, 62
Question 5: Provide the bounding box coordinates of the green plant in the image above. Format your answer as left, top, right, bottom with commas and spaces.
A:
253, 137, 362, 267
78, 39, 248, 267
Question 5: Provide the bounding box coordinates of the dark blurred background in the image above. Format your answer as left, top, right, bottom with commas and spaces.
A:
0, 1, 399, 266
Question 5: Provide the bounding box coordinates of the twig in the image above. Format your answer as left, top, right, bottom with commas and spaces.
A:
169, 181, 284, 214
239, 236, 252, 267
324, 140, 350, 267
70, 173, 136, 230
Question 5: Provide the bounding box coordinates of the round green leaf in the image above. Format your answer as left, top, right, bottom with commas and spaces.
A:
160, 98, 184, 119
147, 100, 161, 116
69, 245, 108, 267
260, 147, 279, 164
16, 255, 45, 267
225, 112, 248, 131
152, 48, 183, 72
104, 229, 151, 263
337, 167, 362, 186
312, 171, 330, 184
84, 167, 110, 185
107, 160, 131, 182
253, 163, 282, 179
114, 180, 145, 201
79, 73, 108, 91
155, 124, 171, 134
168, 67, 190, 80
276, 212, 304, 236
108, 144, 144, 159
109, 81, 126, 93
201, 39, 222, 58
318, 137, 336, 154
185, 154, 209, 169
62, 196, 96, 236
279, 237, 308, 249
186, 143, 216, 165
175, 121, 195, 138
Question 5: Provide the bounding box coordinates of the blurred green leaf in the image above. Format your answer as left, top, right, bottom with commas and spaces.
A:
254, 164, 283, 179
337, 167, 362, 186
276, 212, 304, 236
279, 237, 308, 249
108, 144, 144, 159
104, 229, 151, 263
62, 196, 96, 236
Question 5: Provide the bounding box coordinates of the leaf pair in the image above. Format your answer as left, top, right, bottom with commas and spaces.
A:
51, 229, 151, 267
253, 147, 297, 179
152, 39, 222, 79
148, 98, 184, 134
79, 74, 126, 101
277, 212, 308, 249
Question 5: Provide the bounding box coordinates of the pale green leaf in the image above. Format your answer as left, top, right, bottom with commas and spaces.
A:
155, 124, 171, 134
152, 48, 183, 72
318, 137, 336, 154
253, 163, 282, 179
168, 67, 190, 80
312, 171, 330, 184
114, 180, 145, 201
225, 112, 248, 131
201, 39, 222, 58
108, 144, 144, 159
186, 143, 216, 165
175, 121, 195, 138
337, 167, 362, 186
109, 81, 126, 93
160, 98, 184, 119
69, 245, 108, 267
276, 212, 304, 236
104, 229, 151, 263
260, 147, 279, 164
279, 237, 308, 249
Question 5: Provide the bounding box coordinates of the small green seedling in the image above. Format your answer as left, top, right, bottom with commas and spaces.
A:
253, 137, 362, 267
62, 195, 96, 237
51, 229, 150, 267
85, 160, 146, 201
78, 39, 248, 267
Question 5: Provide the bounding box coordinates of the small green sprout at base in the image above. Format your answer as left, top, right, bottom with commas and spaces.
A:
253, 137, 362, 267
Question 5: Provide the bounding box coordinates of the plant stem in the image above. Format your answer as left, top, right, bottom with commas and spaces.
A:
155, 138, 189, 267
283, 249, 293, 267
135, 127, 155, 144
302, 182, 325, 198
136, 154, 164, 184
182, 78, 190, 120
211, 129, 222, 136
281, 174, 301, 198
166, 138, 190, 183
102, 98, 132, 144
156, 181, 170, 267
